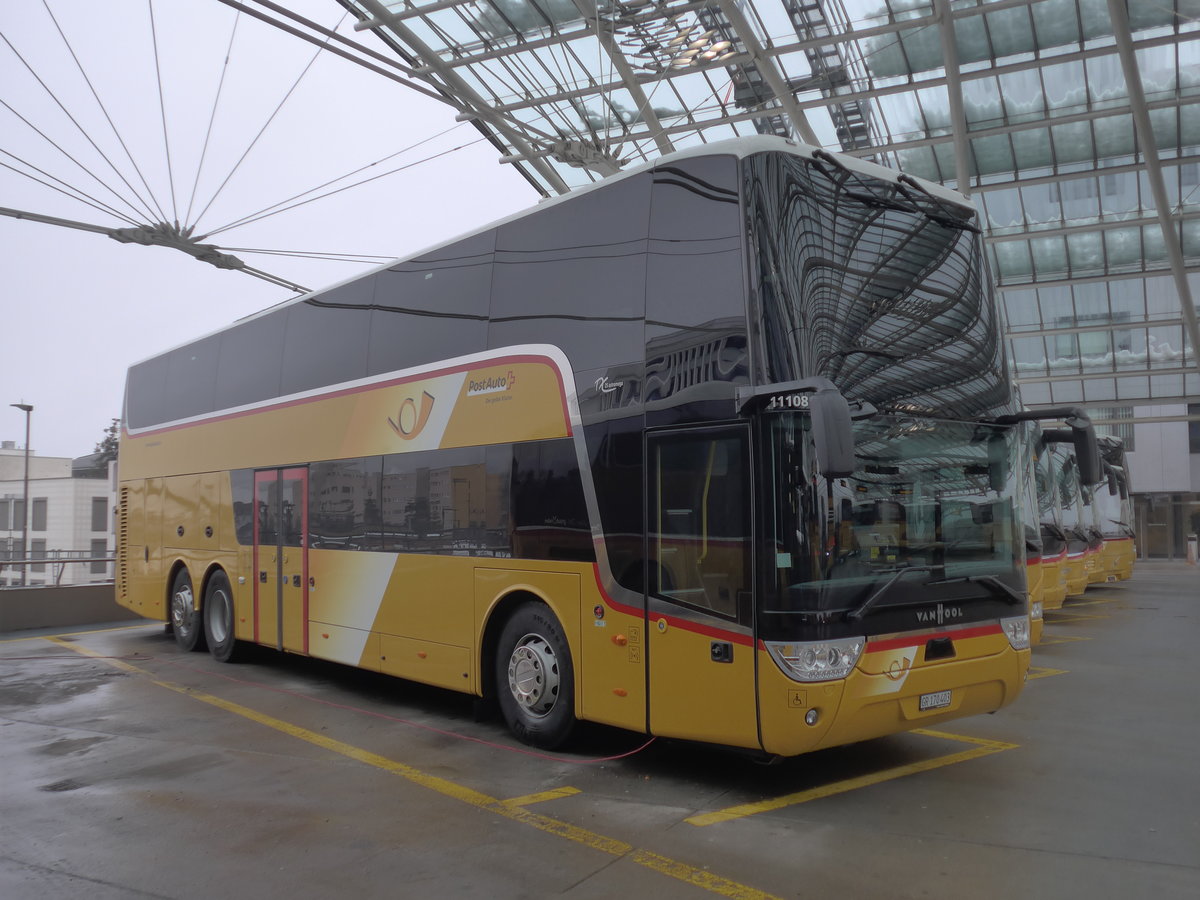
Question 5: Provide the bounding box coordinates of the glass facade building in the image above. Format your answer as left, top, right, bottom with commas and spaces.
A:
269, 1, 1200, 552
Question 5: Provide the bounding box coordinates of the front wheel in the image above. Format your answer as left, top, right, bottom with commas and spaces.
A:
495, 602, 576, 749
169, 567, 205, 652
203, 571, 243, 663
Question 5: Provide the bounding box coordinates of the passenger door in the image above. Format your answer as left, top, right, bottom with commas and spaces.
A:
253, 468, 309, 653
645, 426, 760, 749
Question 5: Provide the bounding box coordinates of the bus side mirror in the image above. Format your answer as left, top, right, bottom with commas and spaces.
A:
809, 388, 855, 477
1107, 469, 1119, 496
1072, 424, 1102, 485
987, 434, 1008, 493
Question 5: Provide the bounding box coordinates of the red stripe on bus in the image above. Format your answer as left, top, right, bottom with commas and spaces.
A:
866, 624, 1001, 653
590, 564, 754, 647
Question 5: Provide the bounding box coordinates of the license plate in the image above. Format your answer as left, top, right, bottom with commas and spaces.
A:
919, 690, 952, 711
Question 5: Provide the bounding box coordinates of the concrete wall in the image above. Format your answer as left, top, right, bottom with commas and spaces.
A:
0, 584, 135, 633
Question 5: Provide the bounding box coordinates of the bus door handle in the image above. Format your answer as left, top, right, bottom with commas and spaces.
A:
710, 641, 733, 663
292, 574, 301, 588
259, 571, 267, 583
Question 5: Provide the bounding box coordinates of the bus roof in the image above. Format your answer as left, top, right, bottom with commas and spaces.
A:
129, 136, 975, 369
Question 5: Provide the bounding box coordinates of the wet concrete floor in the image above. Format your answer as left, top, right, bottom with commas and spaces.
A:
1, 561, 1197, 899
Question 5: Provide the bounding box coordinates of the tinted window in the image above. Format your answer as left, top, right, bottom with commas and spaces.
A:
214, 310, 285, 411
490, 174, 650, 367
125, 352, 171, 429
512, 438, 594, 562
650, 428, 750, 620
489, 318, 644, 375
645, 156, 749, 403
368, 231, 495, 374
255, 472, 306, 548
232, 469, 254, 545
381, 446, 500, 554
586, 417, 643, 588
165, 333, 221, 423
281, 281, 374, 395
309, 457, 382, 550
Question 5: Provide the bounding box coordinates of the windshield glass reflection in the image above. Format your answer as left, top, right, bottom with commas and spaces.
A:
762, 412, 1022, 619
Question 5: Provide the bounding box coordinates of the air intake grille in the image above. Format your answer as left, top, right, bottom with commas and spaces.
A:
117, 487, 129, 600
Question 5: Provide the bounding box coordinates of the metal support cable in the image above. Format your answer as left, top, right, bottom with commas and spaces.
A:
198, 121, 469, 237
0, 152, 143, 226
200, 137, 487, 239
0, 204, 308, 293
220, 247, 394, 263
188, 11, 349, 230
0, 33, 156, 223
38, 0, 170, 223
211, 0, 446, 103
184, 9, 241, 226
147, 0, 180, 223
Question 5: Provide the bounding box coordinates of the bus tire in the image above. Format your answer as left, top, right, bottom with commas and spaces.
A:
169, 567, 205, 652
203, 571, 242, 663
495, 602, 576, 749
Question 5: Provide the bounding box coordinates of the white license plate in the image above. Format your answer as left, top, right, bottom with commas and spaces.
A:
919, 690, 952, 711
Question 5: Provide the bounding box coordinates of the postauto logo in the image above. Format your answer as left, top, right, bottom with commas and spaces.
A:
467, 369, 517, 396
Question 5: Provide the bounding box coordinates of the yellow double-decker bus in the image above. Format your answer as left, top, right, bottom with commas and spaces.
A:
1095, 436, 1135, 581
118, 137, 1044, 757
1002, 413, 1100, 644
1031, 425, 1070, 613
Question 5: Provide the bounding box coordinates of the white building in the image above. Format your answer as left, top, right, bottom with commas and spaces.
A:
0, 441, 115, 587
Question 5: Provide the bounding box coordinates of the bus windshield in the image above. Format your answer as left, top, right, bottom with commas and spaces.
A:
760, 412, 1022, 636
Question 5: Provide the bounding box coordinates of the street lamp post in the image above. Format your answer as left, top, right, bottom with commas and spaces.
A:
10, 403, 32, 587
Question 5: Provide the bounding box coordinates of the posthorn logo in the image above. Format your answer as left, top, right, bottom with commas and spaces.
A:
388, 391, 435, 440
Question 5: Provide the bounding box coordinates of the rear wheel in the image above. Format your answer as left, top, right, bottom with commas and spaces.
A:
169, 568, 204, 652
203, 571, 242, 663
495, 602, 576, 749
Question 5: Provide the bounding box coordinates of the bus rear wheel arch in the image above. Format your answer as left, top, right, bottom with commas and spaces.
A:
202, 569, 242, 663
168, 565, 205, 653
494, 601, 576, 750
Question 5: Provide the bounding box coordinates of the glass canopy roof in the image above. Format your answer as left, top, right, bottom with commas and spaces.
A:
310, 0, 1199, 410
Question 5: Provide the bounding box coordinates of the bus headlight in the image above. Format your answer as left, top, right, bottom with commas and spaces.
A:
1001, 616, 1030, 650
766, 638, 864, 682
1030, 601, 1043, 620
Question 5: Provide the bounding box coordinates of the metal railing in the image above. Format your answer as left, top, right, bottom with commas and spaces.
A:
0, 553, 115, 586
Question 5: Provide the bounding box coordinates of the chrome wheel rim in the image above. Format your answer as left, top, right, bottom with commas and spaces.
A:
209, 588, 231, 644
506, 633, 560, 718
171, 583, 194, 634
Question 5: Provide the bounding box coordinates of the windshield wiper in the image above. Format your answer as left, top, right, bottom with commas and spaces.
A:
926, 574, 1024, 605
846, 565, 942, 621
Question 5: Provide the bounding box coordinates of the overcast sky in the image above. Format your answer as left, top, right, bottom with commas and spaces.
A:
2, 0, 537, 458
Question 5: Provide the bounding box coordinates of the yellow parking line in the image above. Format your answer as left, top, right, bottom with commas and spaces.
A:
503, 786, 582, 808
1027, 666, 1068, 680
686, 729, 1017, 827
1063, 597, 1120, 608
1038, 634, 1090, 646
1045, 610, 1109, 621
45, 637, 780, 900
